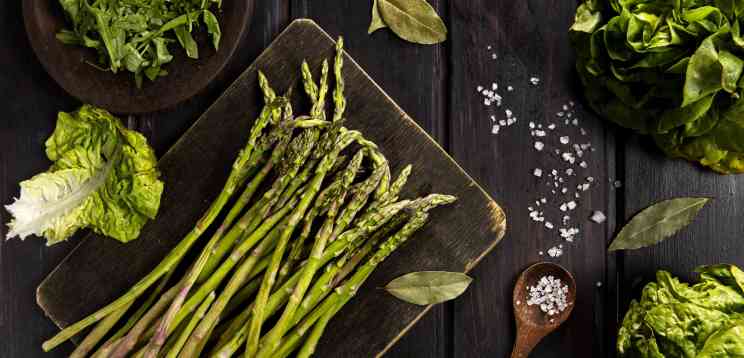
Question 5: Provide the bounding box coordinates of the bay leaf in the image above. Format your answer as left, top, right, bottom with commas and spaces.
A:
368, 0, 388, 34
385, 271, 472, 305
608, 197, 710, 251
377, 0, 447, 45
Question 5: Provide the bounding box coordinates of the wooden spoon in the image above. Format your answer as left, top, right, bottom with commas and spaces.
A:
511, 262, 576, 358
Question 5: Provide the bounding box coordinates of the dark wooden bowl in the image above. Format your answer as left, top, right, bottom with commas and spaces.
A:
23, 0, 253, 114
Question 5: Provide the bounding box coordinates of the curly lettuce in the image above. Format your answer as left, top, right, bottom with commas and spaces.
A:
4, 105, 164, 245
618, 265, 744, 357
570, 0, 744, 174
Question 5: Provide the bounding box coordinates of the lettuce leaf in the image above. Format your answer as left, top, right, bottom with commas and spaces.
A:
570, 0, 744, 174
618, 265, 744, 357
4, 105, 164, 245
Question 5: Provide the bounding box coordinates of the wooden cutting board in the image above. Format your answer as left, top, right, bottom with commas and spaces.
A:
36, 19, 507, 357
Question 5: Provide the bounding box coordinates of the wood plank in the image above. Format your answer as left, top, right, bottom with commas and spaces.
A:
621, 136, 744, 315
0, 2, 288, 357
0, 1, 86, 357
36, 19, 505, 357
289, 1, 450, 357
448, 0, 612, 356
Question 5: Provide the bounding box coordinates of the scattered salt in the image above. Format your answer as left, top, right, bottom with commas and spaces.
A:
590, 211, 607, 224
534, 141, 544, 151
533, 168, 543, 177
547, 246, 563, 257
529, 77, 541, 86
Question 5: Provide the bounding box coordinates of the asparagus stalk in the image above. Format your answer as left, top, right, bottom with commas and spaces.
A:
276, 150, 363, 285
69, 299, 134, 358
271, 213, 431, 358
211, 200, 410, 355
109, 282, 180, 358
164, 291, 216, 358
139, 192, 301, 351
180, 193, 304, 356
296, 300, 340, 358
256, 153, 381, 357
331, 37, 346, 123
279, 196, 456, 357
41, 98, 288, 353
243, 124, 356, 356
197, 118, 298, 283
292, 214, 405, 328
330, 163, 387, 239
84, 268, 178, 358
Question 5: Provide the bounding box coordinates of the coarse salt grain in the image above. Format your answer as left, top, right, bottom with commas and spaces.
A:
547, 246, 563, 257
526, 275, 570, 316
590, 211, 607, 224
530, 77, 540, 85
534, 141, 544, 151
533, 168, 543, 177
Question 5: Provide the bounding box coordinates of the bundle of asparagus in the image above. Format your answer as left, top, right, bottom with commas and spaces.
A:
41, 37, 456, 358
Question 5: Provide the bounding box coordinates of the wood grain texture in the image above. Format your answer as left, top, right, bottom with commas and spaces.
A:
288, 0, 451, 356
35, 19, 506, 357
621, 135, 744, 315
6, 1, 744, 358
447, 0, 612, 357
0, 1, 289, 357
0, 1, 84, 357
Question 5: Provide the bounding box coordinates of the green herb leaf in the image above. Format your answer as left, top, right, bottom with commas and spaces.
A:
608, 197, 710, 251
56, 0, 220, 86
4, 105, 164, 245
174, 25, 199, 59
368, 0, 388, 34
203, 10, 221, 51
385, 271, 472, 305
377, 0, 447, 45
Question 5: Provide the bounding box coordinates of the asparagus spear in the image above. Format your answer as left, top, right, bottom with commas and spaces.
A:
139, 117, 309, 357
164, 292, 216, 358
278, 195, 456, 357
276, 150, 363, 286
244, 126, 355, 357
292, 213, 405, 328
256, 155, 383, 357
83, 269, 180, 357
210, 200, 410, 356
180, 195, 303, 356
198, 118, 299, 282
109, 282, 180, 358
41, 98, 287, 353
138, 192, 301, 351
69, 299, 134, 358
331, 37, 346, 123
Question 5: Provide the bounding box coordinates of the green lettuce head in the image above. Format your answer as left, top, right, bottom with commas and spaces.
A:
570, 0, 744, 174
618, 265, 744, 357
4, 105, 164, 245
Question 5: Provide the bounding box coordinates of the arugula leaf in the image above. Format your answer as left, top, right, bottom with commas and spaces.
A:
5, 105, 164, 245
56, 0, 222, 87
203, 10, 221, 51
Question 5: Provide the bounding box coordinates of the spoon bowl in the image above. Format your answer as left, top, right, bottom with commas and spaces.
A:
511, 262, 576, 358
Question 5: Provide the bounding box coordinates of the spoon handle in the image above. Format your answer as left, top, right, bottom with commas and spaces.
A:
510, 323, 545, 358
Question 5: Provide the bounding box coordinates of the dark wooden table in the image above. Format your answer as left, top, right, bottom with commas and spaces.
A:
2, 1, 744, 357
